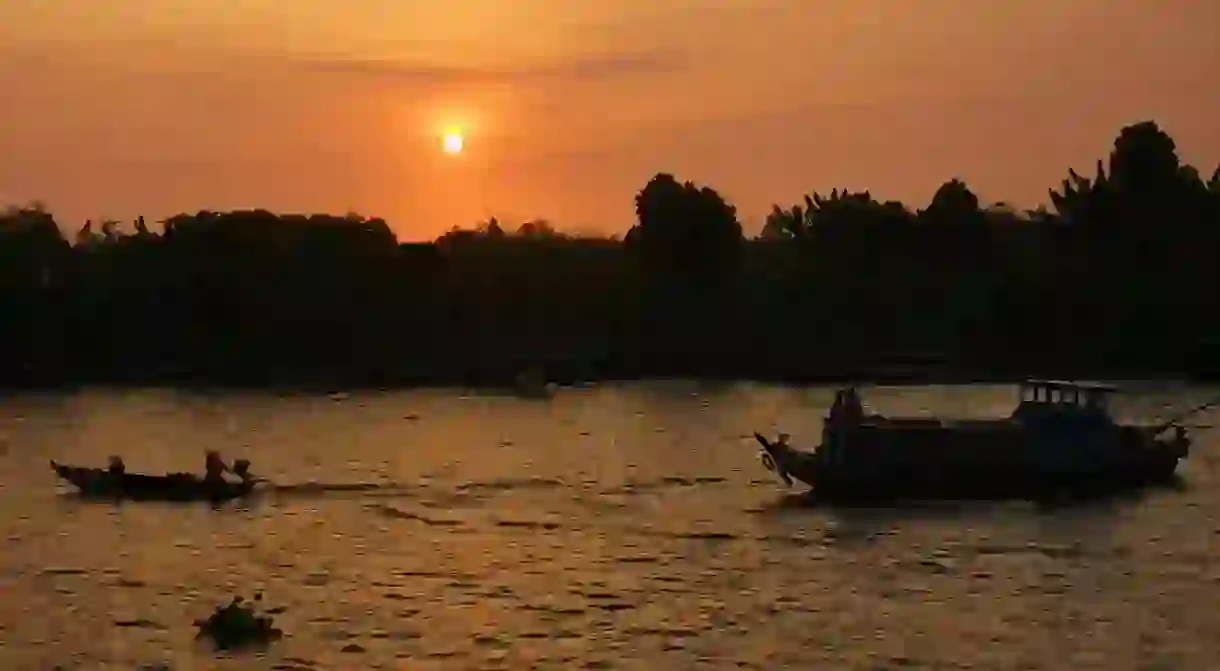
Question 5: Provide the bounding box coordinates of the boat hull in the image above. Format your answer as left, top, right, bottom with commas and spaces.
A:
756, 427, 1186, 503
807, 456, 1181, 503
50, 461, 257, 502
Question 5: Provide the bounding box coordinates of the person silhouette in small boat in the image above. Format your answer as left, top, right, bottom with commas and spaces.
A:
107, 455, 126, 477
204, 451, 232, 486
231, 459, 257, 486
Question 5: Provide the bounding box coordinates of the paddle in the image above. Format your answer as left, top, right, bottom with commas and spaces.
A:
227, 459, 274, 489
241, 471, 277, 488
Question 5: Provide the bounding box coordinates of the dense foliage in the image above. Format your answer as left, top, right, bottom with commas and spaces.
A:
2, 120, 1219, 388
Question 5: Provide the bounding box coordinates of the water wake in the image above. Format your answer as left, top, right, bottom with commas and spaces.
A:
268, 482, 413, 498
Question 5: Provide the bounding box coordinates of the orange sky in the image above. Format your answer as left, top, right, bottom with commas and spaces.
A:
1, 1, 1217, 241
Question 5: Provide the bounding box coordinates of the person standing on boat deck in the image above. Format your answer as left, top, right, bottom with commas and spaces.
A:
829, 390, 844, 423
826, 391, 846, 441
843, 386, 864, 422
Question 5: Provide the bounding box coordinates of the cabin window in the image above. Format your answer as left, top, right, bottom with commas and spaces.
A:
1020, 383, 1113, 412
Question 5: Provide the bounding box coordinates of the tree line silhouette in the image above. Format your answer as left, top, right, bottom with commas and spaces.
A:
2, 120, 1219, 389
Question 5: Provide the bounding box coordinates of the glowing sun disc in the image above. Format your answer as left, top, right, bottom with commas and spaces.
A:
442, 132, 464, 155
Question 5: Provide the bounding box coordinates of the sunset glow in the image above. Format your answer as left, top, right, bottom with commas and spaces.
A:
0, 2, 1216, 240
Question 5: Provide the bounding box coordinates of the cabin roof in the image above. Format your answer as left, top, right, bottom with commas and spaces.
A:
1021, 379, 1119, 393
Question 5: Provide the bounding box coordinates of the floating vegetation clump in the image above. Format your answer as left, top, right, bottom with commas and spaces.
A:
194, 593, 283, 651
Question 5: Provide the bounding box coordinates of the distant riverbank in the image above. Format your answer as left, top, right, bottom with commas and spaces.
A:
3, 119, 1218, 402
1, 356, 1206, 394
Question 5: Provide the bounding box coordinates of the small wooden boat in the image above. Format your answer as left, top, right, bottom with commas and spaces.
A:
50, 460, 259, 502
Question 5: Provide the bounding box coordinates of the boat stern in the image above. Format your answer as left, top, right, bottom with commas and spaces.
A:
49, 461, 103, 493
50, 460, 76, 482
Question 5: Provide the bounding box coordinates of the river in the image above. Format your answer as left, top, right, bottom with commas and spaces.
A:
1, 381, 1219, 670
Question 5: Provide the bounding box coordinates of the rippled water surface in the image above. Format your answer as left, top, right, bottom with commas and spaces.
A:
3, 382, 1220, 669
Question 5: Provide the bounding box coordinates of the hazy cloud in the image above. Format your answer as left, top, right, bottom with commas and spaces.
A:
292, 51, 681, 86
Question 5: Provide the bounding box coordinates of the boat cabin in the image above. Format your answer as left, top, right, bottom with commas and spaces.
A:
1015, 379, 1117, 419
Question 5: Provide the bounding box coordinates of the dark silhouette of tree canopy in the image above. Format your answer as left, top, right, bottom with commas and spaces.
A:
1, 119, 1218, 388
922, 178, 982, 223
627, 173, 743, 287
1110, 121, 1181, 199
1049, 159, 1110, 225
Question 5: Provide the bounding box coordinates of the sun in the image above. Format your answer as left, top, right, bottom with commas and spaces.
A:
441, 131, 464, 155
